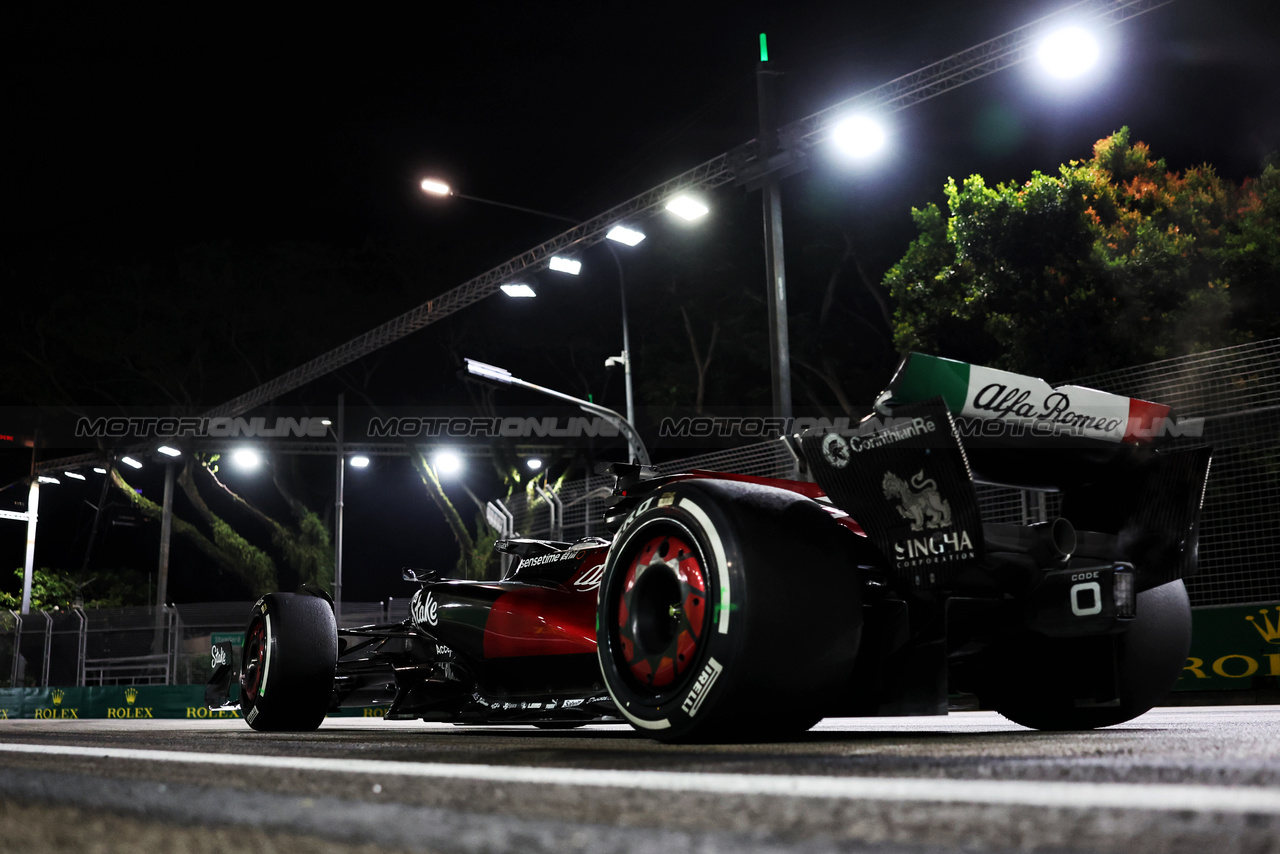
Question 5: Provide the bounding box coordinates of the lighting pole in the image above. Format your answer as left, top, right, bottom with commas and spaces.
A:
419, 180, 640, 444
756, 34, 793, 422
464, 358, 651, 467
333, 394, 344, 626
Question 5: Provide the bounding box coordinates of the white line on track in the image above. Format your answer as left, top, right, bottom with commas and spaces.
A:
2, 742, 1280, 814
2, 741, 1278, 815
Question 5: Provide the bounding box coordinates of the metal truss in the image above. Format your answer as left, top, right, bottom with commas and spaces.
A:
34, 0, 1175, 473
785, 0, 1175, 149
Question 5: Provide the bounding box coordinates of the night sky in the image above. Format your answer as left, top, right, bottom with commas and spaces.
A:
5, 1, 1278, 603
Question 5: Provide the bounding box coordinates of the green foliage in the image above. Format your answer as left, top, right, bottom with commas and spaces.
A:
887, 128, 1278, 379
0, 567, 151, 610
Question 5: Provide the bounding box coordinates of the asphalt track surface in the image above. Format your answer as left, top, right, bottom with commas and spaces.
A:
1, 706, 1277, 854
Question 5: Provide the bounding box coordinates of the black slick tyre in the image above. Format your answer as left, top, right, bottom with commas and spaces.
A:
986, 579, 1192, 730
240, 592, 338, 732
596, 479, 862, 743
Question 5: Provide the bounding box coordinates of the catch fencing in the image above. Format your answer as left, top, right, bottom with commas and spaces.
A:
5, 341, 1276, 689
2, 600, 410, 689
505, 339, 1280, 608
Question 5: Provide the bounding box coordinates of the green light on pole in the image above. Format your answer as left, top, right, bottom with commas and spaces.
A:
759, 33, 768, 62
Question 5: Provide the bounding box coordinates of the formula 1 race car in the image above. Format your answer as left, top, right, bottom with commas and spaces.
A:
208, 353, 1211, 742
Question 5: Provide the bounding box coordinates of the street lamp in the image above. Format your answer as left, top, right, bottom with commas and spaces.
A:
433, 451, 463, 476
419, 181, 673, 456
464, 358, 651, 466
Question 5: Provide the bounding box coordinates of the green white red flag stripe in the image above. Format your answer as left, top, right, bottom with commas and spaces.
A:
884, 354, 1170, 445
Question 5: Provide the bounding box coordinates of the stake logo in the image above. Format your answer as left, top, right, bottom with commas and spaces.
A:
411, 589, 439, 627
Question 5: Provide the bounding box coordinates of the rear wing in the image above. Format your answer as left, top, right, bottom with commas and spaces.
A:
796, 354, 1211, 592
878, 353, 1176, 446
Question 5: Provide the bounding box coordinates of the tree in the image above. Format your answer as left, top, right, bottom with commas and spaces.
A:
887, 128, 1279, 379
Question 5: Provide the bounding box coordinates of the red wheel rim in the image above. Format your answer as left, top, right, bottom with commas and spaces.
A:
615, 531, 708, 689
242, 618, 267, 700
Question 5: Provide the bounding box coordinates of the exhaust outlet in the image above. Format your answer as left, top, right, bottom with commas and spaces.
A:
983, 517, 1076, 565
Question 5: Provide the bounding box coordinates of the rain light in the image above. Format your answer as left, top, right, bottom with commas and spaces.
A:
1037, 27, 1100, 79
665, 196, 709, 221
434, 452, 462, 476
549, 256, 582, 275
232, 448, 262, 469
121, 456, 143, 469
420, 178, 451, 196
350, 455, 370, 468
833, 115, 887, 159
606, 225, 646, 246
501, 283, 537, 298
64, 471, 86, 481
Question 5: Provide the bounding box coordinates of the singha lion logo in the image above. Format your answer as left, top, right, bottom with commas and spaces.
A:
883, 470, 952, 532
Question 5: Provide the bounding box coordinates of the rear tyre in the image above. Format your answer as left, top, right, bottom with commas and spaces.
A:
985, 579, 1192, 730
597, 479, 862, 743
240, 592, 337, 732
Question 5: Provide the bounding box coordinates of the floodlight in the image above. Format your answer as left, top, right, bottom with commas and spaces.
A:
500, 283, 537, 298
350, 455, 370, 468
121, 456, 143, 469
157, 445, 181, 457
606, 225, 646, 246
1037, 26, 1100, 79
64, 471, 86, 481
549, 256, 582, 275
665, 196, 709, 221
420, 178, 451, 196
833, 115, 887, 159
37, 475, 60, 485
526, 458, 543, 471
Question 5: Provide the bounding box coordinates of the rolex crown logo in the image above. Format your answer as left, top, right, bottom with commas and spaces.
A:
125, 688, 139, 704
51, 689, 64, 705
1246, 608, 1280, 645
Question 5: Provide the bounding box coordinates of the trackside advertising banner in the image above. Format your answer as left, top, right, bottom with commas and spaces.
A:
0, 686, 387, 719
1173, 602, 1280, 692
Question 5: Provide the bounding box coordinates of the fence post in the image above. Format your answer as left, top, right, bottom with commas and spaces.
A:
40, 610, 52, 687
167, 606, 178, 686
76, 608, 87, 687
7, 611, 20, 687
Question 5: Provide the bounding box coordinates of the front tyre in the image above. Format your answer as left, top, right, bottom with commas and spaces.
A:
241, 592, 337, 732
597, 480, 861, 743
